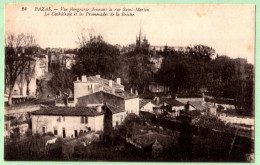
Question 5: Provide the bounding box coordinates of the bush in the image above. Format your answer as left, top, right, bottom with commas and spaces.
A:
44, 132, 54, 137
25, 129, 32, 137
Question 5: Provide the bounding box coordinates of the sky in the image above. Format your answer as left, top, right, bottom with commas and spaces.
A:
5, 4, 255, 64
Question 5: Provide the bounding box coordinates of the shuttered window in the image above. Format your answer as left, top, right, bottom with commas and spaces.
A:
81, 116, 88, 124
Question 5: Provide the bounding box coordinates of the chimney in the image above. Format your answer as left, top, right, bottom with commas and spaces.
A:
116, 78, 121, 85
96, 75, 100, 78
96, 105, 102, 113
130, 88, 133, 94
108, 80, 113, 87
135, 90, 138, 96
76, 77, 79, 82
82, 75, 87, 82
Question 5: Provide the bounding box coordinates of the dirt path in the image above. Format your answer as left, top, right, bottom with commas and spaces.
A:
38, 72, 55, 102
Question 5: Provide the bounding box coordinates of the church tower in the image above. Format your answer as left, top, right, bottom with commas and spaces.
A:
136, 25, 143, 49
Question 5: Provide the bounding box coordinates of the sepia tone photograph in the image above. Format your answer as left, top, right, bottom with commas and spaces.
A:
4, 4, 255, 162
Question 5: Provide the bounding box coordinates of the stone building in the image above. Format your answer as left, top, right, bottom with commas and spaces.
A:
32, 75, 140, 138
31, 106, 104, 138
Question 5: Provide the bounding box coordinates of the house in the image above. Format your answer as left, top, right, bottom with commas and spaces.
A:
148, 82, 170, 93
31, 106, 104, 138
217, 112, 254, 127
176, 97, 204, 110
74, 75, 125, 103
155, 97, 185, 118
105, 103, 125, 128
33, 53, 48, 79
140, 97, 185, 118
60, 53, 76, 69
139, 98, 158, 113
73, 75, 139, 116
76, 90, 139, 129
215, 103, 235, 110
43, 75, 140, 137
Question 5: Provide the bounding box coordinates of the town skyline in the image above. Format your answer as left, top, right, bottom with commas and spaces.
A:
5, 4, 255, 64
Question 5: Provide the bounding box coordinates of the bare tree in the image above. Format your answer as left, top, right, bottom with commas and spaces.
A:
16, 71, 26, 96
24, 60, 36, 96
5, 33, 37, 105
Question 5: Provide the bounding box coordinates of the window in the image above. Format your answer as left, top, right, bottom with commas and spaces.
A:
63, 116, 65, 122
88, 84, 93, 89
81, 116, 88, 124
42, 127, 46, 134
63, 128, 66, 138
57, 116, 61, 122
81, 116, 84, 124
54, 128, 58, 135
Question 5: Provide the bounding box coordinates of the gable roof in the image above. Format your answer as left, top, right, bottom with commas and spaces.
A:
31, 106, 104, 116
161, 98, 184, 106
95, 90, 137, 100
152, 98, 184, 107
176, 98, 204, 110
139, 98, 153, 108
87, 76, 124, 89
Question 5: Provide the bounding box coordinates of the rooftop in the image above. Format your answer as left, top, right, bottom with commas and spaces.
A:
176, 98, 203, 110
31, 106, 104, 116
106, 103, 125, 114
152, 98, 184, 107
139, 98, 153, 108
86, 76, 124, 89
88, 90, 138, 100
131, 132, 174, 149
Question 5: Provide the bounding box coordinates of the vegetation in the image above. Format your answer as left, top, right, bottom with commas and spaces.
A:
5, 33, 38, 105
47, 33, 253, 115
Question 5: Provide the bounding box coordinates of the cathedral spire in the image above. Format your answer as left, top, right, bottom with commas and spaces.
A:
139, 23, 143, 42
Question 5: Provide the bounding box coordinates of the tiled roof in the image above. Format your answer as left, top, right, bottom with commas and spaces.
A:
87, 76, 124, 89
113, 91, 138, 100
176, 98, 203, 110
139, 99, 152, 108
31, 106, 104, 116
98, 90, 138, 100
152, 98, 184, 107
131, 133, 174, 148
106, 103, 125, 114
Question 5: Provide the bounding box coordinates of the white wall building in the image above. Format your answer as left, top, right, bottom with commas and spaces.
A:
31, 106, 104, 138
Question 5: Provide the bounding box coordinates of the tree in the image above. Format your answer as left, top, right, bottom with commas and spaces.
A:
74, 33, 120, 79
16, 71, 26, 96
5, 33, 38, 105
128, 54, 153, 93
24, 60, 36, 95
48, 68, 75, 98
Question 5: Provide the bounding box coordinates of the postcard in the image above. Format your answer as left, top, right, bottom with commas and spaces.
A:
3, 3, 255, 162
